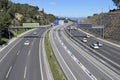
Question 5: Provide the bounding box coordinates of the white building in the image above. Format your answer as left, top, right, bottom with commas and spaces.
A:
59, 20, 64, 25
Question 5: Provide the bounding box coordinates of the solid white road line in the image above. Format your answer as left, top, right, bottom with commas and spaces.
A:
51, 30, 77, 80
6, 66, 13, 79
39, 39, 44, 80
0, 39, 21, 63
24, 66, 27, 79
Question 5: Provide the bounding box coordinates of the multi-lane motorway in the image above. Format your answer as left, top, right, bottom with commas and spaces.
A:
0, 27, 50, 80
66, 26, 120, 75
49, 23, 120, 80
0, 23, 120, 80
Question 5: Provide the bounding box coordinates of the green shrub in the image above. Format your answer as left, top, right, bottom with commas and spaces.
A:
0, 38, 9, 45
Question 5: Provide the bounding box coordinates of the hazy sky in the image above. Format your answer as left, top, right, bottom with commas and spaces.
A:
11, 0, 116, 17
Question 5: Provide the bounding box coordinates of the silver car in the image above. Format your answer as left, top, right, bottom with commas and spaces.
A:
92, 43, 99, 49
82, 38, 87, 42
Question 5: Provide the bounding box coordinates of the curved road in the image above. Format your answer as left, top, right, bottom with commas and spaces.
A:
49, 23, 120, 80
0, 27, 49, 80
66, 27, 120, 74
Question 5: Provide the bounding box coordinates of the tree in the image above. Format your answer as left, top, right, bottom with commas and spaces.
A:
112, 0, 120, 9
0, 12, 11, 41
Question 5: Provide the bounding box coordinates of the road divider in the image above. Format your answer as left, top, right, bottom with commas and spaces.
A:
44, 30, 65, 80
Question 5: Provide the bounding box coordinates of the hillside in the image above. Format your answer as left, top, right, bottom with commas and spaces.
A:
0, 0, 56, 43
81, 10, 120, 42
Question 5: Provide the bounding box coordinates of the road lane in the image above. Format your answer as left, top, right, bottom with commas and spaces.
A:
0, 27, 49, 80
70, 29, 120, 65
25, 39, 42, 80
66, 28, 120, 74
6, 44, 31, 80
0, 39, 26, 80
50, 25, 95, 80
61, 28, 116, 79
62, 28, 114, 79
50, 27, 77, 80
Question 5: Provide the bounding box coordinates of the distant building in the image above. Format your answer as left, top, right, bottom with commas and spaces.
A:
59, 20, 64, 25
54, 20, 65, 26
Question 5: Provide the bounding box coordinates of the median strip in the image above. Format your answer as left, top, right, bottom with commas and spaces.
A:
44, 30, 65, 80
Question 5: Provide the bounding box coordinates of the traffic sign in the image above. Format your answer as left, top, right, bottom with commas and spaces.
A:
77, 24, 92, 28
23, 23, 39, 28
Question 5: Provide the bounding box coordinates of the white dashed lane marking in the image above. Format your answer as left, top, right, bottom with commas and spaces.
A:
58, 33, 97, 80
6, 66, 13, 79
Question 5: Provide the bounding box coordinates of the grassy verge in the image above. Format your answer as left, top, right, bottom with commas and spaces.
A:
44, 30, 65, 80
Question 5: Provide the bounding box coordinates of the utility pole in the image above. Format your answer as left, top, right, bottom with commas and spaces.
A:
8, 28, 11, 39
103, 26, 104, 39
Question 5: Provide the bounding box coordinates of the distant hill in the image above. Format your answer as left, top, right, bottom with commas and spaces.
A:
81, 10, 120, 42
68, 17, 87, 21
0, 0, 57, 26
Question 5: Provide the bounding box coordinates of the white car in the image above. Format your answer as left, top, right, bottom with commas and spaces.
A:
92, 43, 99, 49
24, 40, 30, 45
96, 42, 103, 47
82, 38, 87, 42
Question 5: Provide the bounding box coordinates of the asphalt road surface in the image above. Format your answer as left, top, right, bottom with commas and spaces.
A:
65, 27, 120, 75
49, 23, 120, 80
0, 27, 48, 80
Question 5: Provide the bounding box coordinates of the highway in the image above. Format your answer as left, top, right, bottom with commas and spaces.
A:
0, 27, 49, 80
49, 23, 120, 80
1, 23, 120, 80
65, 26, 120, 75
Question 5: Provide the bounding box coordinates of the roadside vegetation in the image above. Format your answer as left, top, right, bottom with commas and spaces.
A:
14, 29, 28, 36
44, 30, 65, 80
0, 38, 9, 45
80, 3, 120, 44
0, 29, 28, 45
0, 0, 56, 45
81, 10, 120, 45
78, 0, 120, 44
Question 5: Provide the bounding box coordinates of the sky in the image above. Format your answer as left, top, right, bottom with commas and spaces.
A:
11, 0, 116, 17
